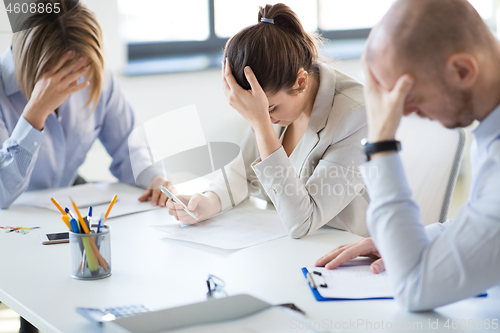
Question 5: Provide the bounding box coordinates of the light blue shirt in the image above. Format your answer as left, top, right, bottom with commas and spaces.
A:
0, 47, 146, 208
359, 105, 500, 311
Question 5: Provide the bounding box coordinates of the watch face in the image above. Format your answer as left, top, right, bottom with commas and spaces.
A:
360, 138, 368, 146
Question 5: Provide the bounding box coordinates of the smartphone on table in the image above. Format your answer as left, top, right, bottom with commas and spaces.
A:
39, 232, 69, 245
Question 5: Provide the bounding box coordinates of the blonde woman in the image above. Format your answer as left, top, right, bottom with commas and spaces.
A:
0, 0, 171, 211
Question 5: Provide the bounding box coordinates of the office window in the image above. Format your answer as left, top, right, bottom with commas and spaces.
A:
118, 0, 497, 44
118, 0, 209, 43
118, 0, 500, 72
319, 0, 395, 31
469, 0, 494, 20
214, 0, 318, 38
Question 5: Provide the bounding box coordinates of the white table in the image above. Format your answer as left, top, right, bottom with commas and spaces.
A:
0, 183, 499, 332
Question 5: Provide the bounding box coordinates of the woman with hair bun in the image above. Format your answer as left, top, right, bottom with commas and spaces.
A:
168, 3, 370, 238
0, 0, 172, 212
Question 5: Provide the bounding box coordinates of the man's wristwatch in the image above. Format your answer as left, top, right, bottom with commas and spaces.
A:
361, 139, 401, 162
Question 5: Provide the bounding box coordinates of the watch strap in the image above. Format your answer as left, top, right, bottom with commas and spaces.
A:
363, 140, 401, 161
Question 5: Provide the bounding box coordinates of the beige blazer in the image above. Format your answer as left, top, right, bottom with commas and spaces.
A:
206, 62, 370, 238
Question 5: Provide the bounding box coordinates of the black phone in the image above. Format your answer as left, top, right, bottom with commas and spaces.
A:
39, 232, 69, 245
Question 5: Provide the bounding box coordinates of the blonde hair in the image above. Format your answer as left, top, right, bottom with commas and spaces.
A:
12, 0, 104, 109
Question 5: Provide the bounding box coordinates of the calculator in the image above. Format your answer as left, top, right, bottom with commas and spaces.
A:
76, 304, 150, 323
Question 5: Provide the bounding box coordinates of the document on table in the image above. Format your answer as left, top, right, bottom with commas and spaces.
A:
305, 265, 393, 299
20, 182, 159, 219
154, 206, 287, 249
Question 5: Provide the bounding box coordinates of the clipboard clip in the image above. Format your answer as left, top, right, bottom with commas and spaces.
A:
307, 271, 328, 289
306, 272, 318, 289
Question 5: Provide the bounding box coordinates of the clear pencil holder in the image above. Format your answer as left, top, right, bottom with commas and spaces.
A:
70, 226, 111, 280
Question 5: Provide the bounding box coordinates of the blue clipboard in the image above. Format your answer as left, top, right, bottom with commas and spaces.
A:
302, 268, 487, 302
302, 267, 392, 301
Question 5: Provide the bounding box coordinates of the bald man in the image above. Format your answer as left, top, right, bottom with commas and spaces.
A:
316, 0, 500, 311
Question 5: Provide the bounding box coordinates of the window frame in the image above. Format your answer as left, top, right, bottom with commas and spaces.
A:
127, 0, 372, 61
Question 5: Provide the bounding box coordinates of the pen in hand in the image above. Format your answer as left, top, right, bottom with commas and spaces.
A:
159, 186, 199, 221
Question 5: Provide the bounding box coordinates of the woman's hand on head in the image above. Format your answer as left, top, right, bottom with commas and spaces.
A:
222, 59, 271, 130
22, 50, 91, 131
166, 192, 221, 225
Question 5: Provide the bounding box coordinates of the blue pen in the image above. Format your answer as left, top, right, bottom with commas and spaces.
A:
97, 213, 104, 233
65, 207, 76, 220
69, 218, 80, 233
87, 206, 93, 231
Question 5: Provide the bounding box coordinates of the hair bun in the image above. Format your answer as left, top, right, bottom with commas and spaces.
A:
258, 3, 303, 35
224, 3, 319, 94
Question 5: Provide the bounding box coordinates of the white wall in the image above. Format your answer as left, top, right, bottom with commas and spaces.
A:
0, 0, 12, 52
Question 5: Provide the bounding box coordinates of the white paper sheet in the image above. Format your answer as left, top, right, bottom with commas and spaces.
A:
306, 266, 393, 299
154, 207, 287, 249
160, 307, 317, 333
21, 183, 159, 219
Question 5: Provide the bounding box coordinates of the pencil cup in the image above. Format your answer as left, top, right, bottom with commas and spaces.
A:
69, 226, 111, 280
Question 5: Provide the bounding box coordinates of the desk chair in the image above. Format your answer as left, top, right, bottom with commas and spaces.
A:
396, 114, 466, 225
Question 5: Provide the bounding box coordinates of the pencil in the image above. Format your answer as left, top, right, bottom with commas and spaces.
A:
70, 197, 90, 234
104, 194, 118, 221
51, 197, 67, 215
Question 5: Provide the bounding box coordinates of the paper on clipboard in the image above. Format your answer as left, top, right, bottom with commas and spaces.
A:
305, 265, 392, 299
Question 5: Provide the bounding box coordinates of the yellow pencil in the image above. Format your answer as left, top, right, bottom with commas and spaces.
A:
61, 215, 72, 230
104, 194, 118, 221
51, 197, 67, 215
70, 197, 90, 234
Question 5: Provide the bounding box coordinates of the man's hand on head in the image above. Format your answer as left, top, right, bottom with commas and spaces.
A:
362, 55, 414, 143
